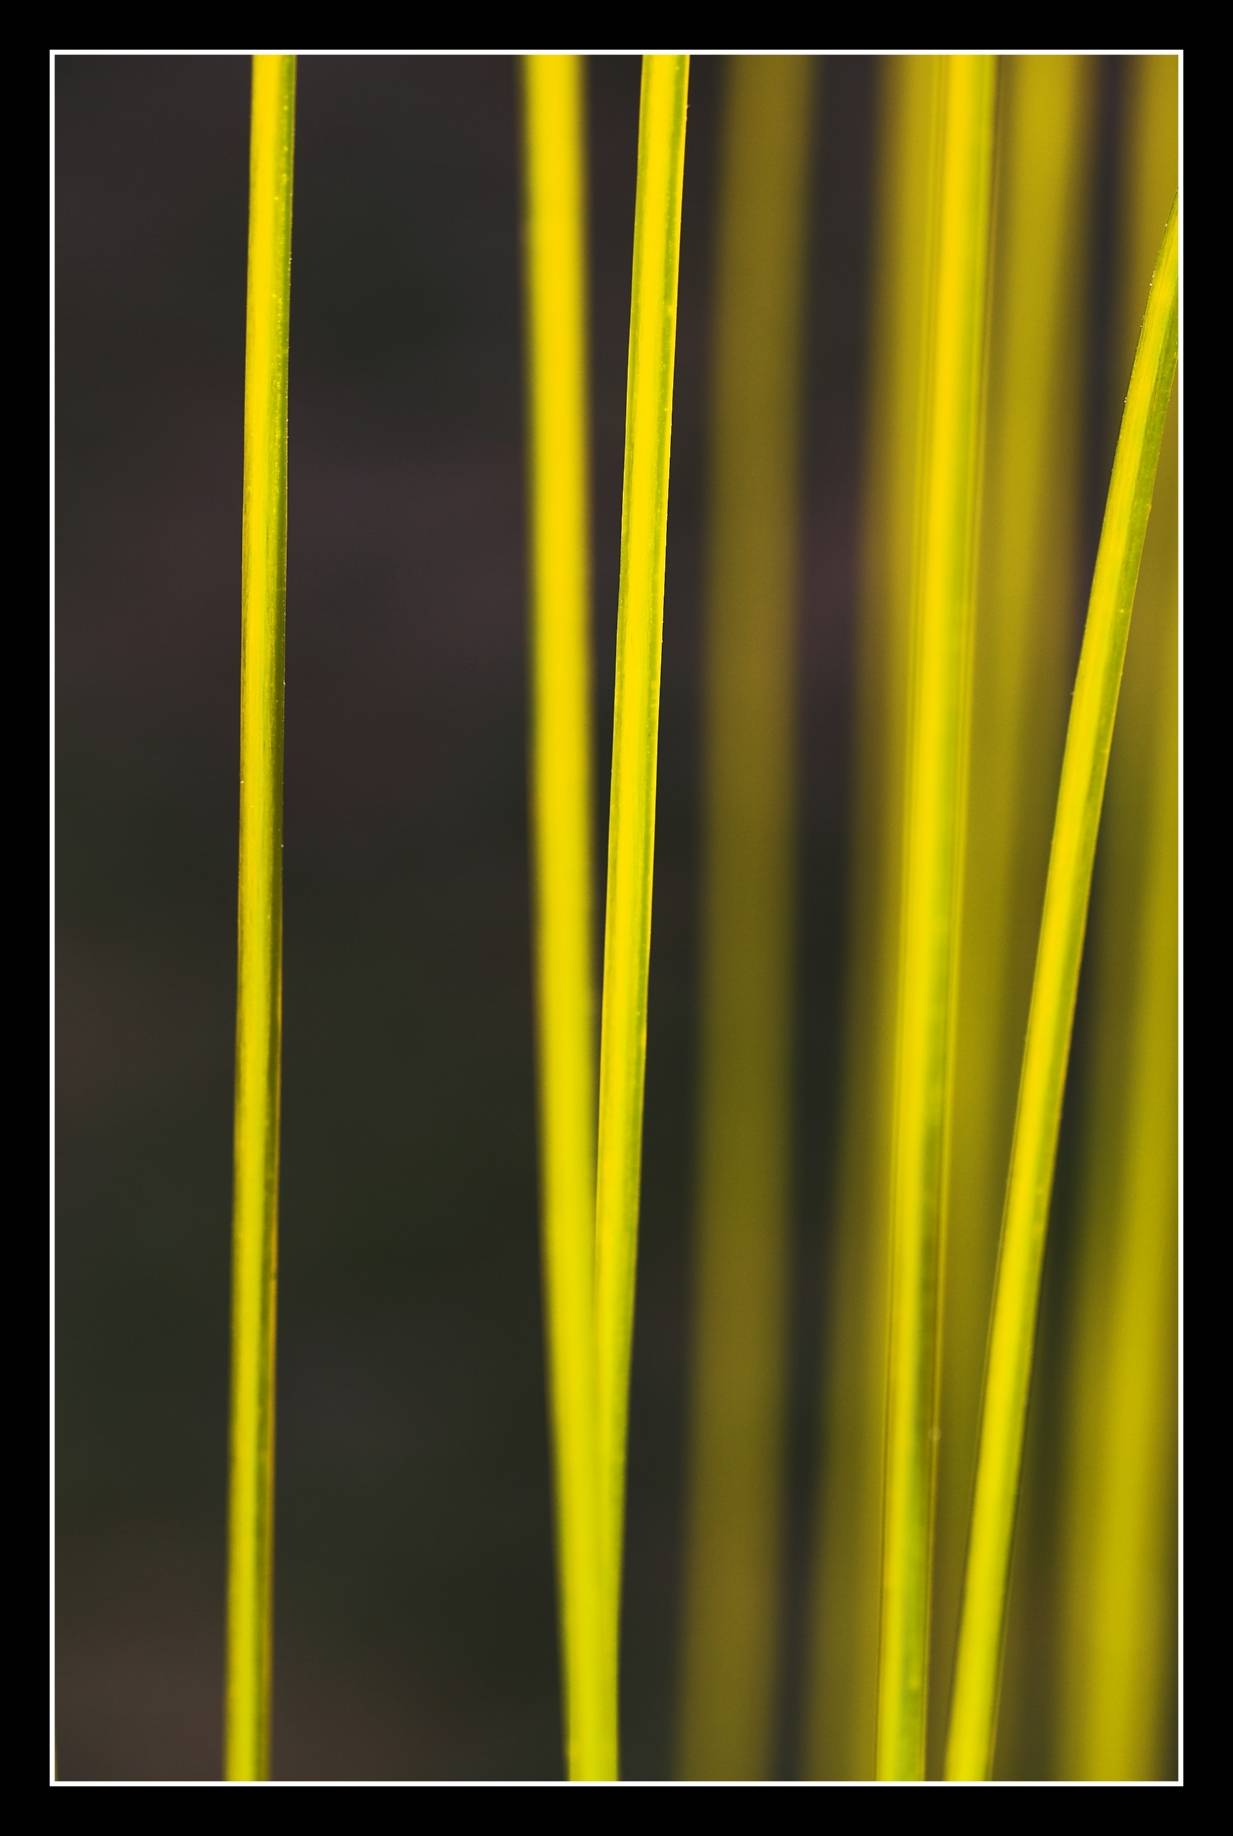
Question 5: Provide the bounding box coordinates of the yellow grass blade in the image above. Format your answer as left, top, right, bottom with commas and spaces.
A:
677, 52, 812, 1783
521, 54, 610, 1781
594, 53, 689, 1774
225, 51, 296, 1785
934, 54, 1094, 1771
802, 53, 936, 1781
1056, 54, 1179, 1782
944, 196, 1178, 1783
876, 54, 997, 1782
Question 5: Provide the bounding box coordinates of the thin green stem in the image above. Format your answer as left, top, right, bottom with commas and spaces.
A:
594, 53, 689, 1775
876, 54, 997, 1783
944, 197, 1178, 1783
225, 51, 296, 1785
1056, 57, 1179, 1783
520, 53, 610, 1781
936, 53, 1094, 1772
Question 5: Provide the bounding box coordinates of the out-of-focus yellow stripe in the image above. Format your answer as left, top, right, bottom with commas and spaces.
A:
934, 55, 1094, 1775
677, 53, 812, 1784
877, 54, 997, 1782
1056, 54, 1178, 1783
226, 51, 296, 1785
801, 53, 935, 1782
593, 54, 689, 1776
521, 54, 610, 1781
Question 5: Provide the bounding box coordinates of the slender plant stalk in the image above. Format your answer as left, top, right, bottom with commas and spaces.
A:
594, 53, 689, 1771
934, 54, 1093, 1771
677, 53, 811, 1783
1058, 613, 1177, 1781
1056, 55, 1178, 1781
225, 51, 296, 1785
520, 55, 610, 1781
944, 196, 1178, 1782
802, 53, 936, 1781
876, 54, 997, 1783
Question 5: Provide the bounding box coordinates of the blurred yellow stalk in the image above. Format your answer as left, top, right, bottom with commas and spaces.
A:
801, 54, 935, 1781
226, 52, 296, 1785
1055, 55, 1178, 1782
677, 54, 812, 1783
521, 54, 609, 1780
933, 55, 1093, 1772
877, 53, 997, 1782
594, 54, 689, 1776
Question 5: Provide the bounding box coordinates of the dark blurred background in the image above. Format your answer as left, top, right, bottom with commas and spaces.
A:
56, 54, 1135, 1782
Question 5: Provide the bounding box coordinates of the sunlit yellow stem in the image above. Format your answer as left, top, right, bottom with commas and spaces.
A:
226, 51, 296, 1785
1056, 54, 1178, 1782
521, 54, 609, 1781
876, 54, 997, 1783
935, 55, 1094, 1770
594, 53, 689, 1773
678, 53, 812, 1783
944, 198, 1178, 1782
802, 53, 936, 1782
